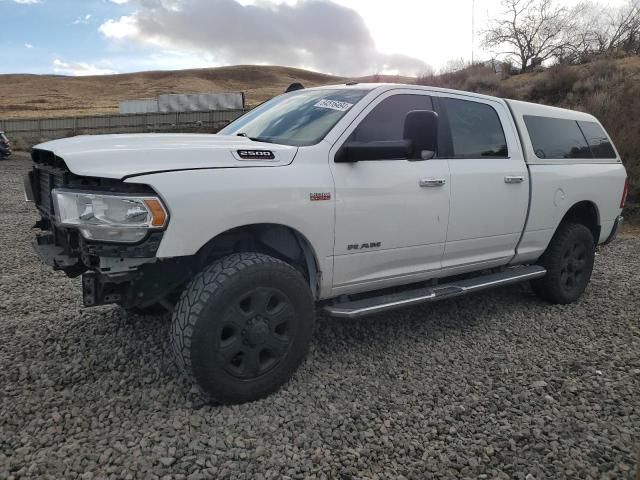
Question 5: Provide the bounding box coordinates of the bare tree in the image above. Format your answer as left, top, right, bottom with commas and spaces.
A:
482, 0, 575, 73
562, 0, 640, 62
596, 0, 640, 54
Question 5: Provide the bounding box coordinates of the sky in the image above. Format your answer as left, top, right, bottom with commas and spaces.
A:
0, 0, 627, 77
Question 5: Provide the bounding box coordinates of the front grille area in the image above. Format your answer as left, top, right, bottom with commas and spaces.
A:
34, 164, 67, 215
31, 148, 73, 217
30, 148, 155, 218
29, 148, 163, 270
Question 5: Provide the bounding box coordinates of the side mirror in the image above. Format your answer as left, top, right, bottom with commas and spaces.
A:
335, 139, 412, 163
404, 110, 438, 160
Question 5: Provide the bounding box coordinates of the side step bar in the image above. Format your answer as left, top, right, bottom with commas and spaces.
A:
324, 265, 546, 319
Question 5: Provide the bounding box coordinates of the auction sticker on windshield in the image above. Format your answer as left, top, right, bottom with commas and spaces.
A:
314, 99, 354, 111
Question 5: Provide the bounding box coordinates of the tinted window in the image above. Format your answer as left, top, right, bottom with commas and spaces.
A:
351, 94, 433, 142
444, 98, 508, 157
524, 115, 592, 159
578, 121, 616, 158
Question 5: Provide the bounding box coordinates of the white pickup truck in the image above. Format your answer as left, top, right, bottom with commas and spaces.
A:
25, 83, 629, 404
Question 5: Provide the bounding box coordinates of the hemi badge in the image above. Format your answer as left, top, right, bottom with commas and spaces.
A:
310, 192, 331, 201
237, 149, 275, 160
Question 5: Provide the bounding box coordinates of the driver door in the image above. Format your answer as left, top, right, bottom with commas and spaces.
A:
329, 91, 450, 295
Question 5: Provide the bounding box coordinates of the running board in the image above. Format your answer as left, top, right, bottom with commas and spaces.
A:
323, 265, 546, 319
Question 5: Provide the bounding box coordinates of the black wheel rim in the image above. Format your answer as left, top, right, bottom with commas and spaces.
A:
217, 287, 294, 380
560, 241, 587, 290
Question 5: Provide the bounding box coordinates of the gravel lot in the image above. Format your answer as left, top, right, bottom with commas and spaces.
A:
1, 153, 639, 480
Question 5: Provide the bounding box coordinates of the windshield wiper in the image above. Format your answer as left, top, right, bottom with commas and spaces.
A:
236, 132, 275, 144
248, 136, 275, 144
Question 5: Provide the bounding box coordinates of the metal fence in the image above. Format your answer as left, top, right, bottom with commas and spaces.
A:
0, 109, 248, 141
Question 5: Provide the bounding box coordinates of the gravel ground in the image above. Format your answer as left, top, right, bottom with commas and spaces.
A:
1, 153, 639, 480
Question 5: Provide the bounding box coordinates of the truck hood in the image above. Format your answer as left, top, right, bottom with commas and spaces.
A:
35, 133, 298, 179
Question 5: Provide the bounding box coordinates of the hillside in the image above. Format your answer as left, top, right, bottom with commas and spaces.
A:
0, 65, 347, 119
0, 65, 415, 119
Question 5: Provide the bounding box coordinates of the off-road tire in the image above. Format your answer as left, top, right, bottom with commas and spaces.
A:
170, 252, 315, 404
531, 222, 595, 304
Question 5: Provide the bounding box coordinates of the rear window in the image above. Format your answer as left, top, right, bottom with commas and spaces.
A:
577, 121, 616, 158
524, 115, 616, 160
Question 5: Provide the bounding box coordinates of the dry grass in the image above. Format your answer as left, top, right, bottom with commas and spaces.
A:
0, 66, 422, 120
0, 65, 349, 119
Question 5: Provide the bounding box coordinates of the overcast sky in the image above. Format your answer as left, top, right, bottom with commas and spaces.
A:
0, 0, 627, 76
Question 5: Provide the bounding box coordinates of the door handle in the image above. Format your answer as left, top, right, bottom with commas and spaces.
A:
419, 178, 446, 187
504, 175, 525, 184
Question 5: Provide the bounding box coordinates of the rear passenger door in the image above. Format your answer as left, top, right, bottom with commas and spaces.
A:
438, 95, 529, 270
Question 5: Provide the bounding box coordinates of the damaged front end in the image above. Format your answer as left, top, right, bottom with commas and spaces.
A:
26, 149, 194, 310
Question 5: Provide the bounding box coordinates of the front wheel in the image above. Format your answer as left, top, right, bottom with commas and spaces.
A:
531, 222, 595, 304
170, 252, 315, 404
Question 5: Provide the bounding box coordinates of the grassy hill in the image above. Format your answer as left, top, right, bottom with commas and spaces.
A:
0, 65, 414, 119
0, 65, 348, 119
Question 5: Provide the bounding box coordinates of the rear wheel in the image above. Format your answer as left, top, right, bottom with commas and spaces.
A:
531, 222, 595, 304
170, 252, 315, 404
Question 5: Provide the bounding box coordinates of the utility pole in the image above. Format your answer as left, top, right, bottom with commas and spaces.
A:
471, 0, 475, 64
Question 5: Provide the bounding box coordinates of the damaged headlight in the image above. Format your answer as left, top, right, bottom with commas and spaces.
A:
52, 189, 168, 243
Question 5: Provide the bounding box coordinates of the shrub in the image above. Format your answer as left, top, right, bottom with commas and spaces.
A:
528, 64, 582, 103
572, 59, 623, 95
416, 64, 512, 96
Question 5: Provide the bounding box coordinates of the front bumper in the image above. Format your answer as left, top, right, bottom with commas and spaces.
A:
31, 228, 196, 309
80, 256, 199, 309
31, 227, 177, 308
26, 148, 184, 309
602, 215, 624, 245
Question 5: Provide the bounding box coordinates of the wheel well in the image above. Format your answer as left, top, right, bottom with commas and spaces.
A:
560, 201, 600, 243
196, 224, 320, 297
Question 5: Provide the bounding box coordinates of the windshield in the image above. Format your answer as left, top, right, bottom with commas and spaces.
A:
220, 88, 371, 146
0, 132, 7, 143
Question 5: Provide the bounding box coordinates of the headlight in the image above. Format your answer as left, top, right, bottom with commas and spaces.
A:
52, 189, 168, 243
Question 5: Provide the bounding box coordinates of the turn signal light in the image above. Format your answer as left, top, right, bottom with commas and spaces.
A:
144, 199, 168, 227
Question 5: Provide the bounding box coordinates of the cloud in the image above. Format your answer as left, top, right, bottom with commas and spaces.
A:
73, 14, 92, 25
12, 0, 41, 3
109, 0, 129, 3
53, 59, 117, 76
24, 43, 34, 49
99, 0, 429, 76
99, 15, 138, 39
